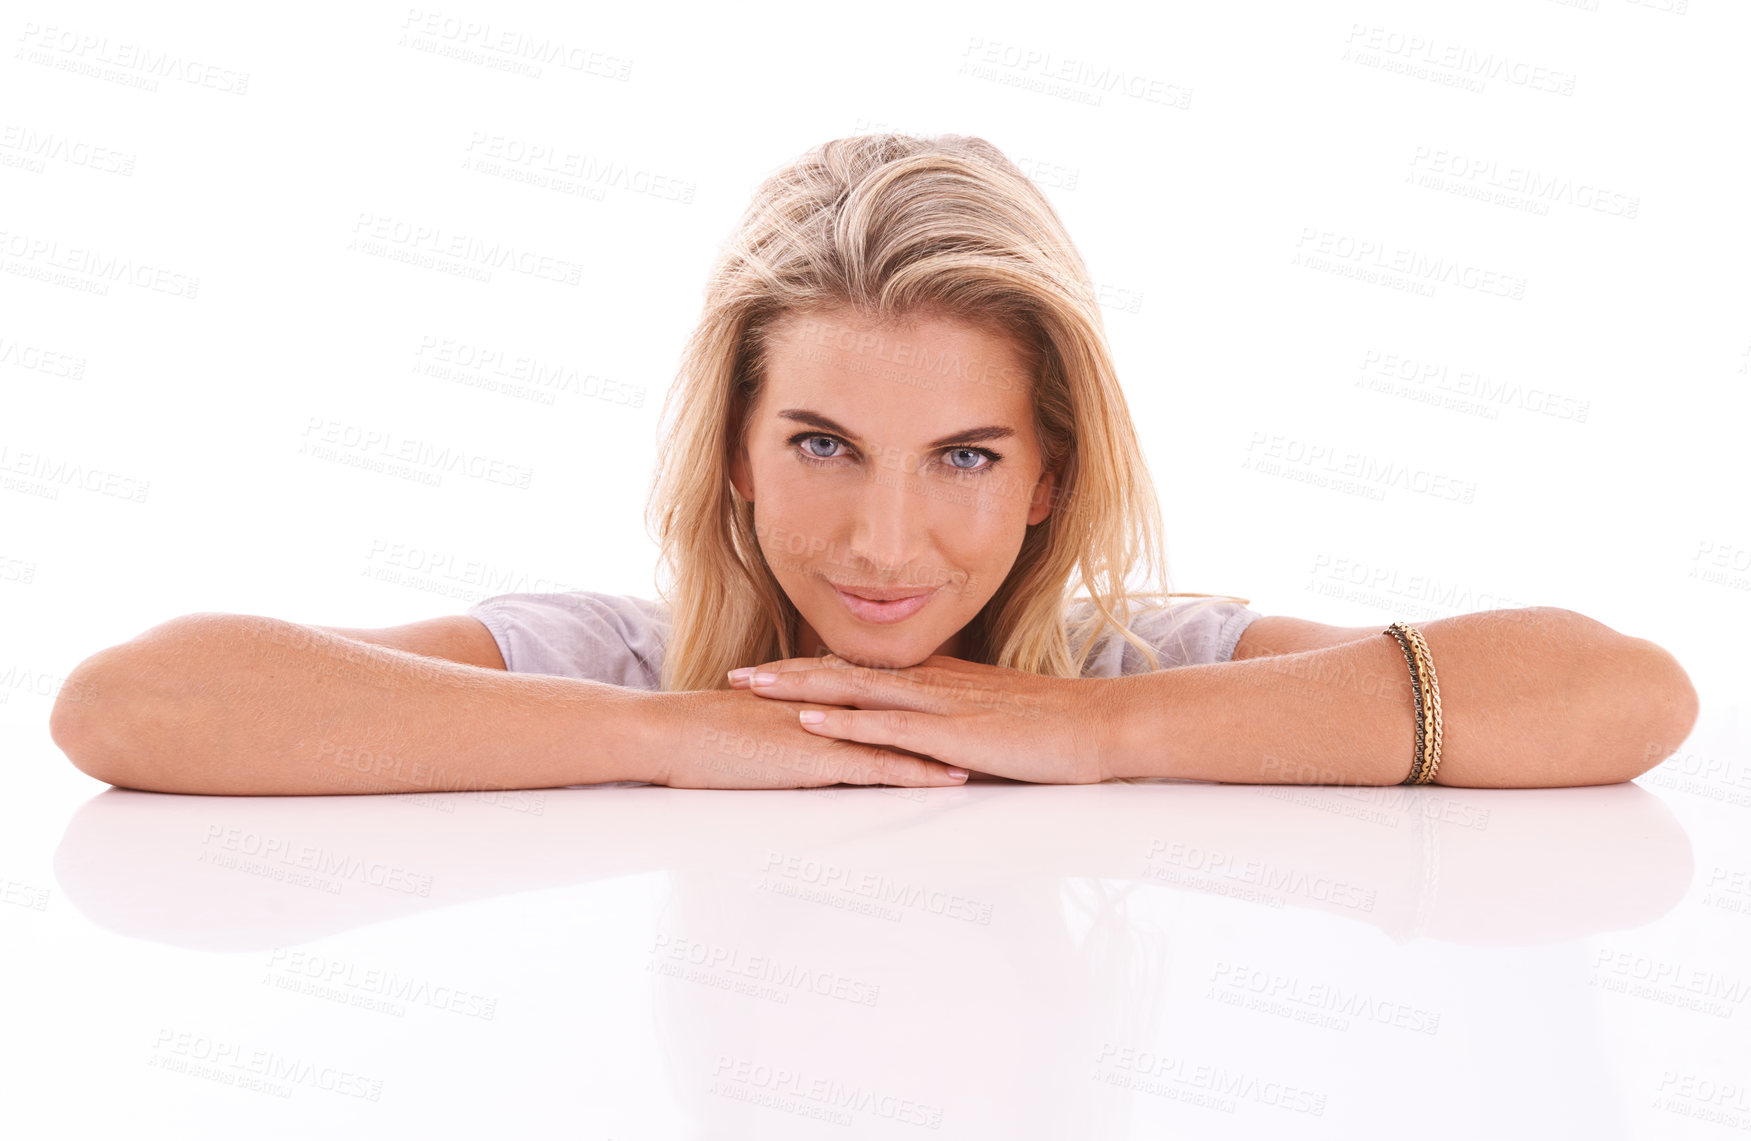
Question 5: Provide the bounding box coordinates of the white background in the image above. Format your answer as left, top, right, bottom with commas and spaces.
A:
5, 1, 1749, 1137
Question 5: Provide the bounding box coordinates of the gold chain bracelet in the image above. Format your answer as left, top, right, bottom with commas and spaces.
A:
1383, 622, 1443, 785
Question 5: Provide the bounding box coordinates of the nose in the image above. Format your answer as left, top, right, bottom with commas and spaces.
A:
842, 455, 933, 580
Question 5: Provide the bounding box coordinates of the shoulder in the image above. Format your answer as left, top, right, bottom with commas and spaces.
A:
465, 590, 669, 686
468, 589, 668, 623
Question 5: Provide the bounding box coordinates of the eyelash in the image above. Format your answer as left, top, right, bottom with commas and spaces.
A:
787, 432, 1003, 475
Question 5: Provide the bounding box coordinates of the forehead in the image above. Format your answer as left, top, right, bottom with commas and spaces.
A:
762, 307, 1035, 428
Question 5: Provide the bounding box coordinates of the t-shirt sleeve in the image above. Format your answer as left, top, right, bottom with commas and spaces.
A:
1081, 597, 1264, 675
1150, 598, 1264, 668
464, 590, 668, 689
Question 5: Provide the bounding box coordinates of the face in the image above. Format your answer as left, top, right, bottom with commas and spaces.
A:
729, 305, 1057, 668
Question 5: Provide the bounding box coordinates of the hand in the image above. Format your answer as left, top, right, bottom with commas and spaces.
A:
646, 686, 972, 790
728, 653, 1118, 784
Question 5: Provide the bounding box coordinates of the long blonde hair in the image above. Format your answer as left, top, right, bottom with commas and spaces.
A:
646, 132, 1246, 692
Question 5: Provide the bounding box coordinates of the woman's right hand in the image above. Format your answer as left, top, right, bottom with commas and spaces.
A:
643, 687, 971, 790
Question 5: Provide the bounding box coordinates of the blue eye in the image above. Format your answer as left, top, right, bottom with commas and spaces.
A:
944, 447, 993, 472
798, 434, 843, 461
786, 433, 1002, 475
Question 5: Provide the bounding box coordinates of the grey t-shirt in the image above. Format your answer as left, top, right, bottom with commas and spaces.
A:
465, 590, 1263, 687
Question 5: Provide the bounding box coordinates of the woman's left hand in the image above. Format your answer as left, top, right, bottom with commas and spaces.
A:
727, 654, 1120, 784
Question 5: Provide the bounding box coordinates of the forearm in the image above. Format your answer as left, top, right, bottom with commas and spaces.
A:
51, 614, 659, 795
1103, 608, 1699, 788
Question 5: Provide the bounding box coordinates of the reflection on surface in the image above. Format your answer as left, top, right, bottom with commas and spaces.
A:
53, 778, 1694, 1136
57, 778, 1689, 951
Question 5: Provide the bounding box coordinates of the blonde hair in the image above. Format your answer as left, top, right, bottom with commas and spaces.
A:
645, 132, 1247, 692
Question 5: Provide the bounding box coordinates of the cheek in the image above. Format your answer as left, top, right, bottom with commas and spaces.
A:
940, 495, 1023, 551
753, 515, 821, 583
947, 507, 1028, 587
748, 464, 833, 577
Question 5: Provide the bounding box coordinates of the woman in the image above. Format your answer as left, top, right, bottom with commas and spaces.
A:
50, 133, 1698, 794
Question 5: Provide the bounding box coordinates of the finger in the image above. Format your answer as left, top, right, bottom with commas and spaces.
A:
751, 661, 928, 711
836, 745, 968, 788
795, 705, 950, 762
726, 654, 843, 689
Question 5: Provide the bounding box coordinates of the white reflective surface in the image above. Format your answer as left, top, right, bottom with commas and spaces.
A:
9, 723, 1750, 1138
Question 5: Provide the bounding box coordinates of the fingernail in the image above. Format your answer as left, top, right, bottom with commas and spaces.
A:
727, 667, 754, 683
946, 768, 968, 781
799, 710, 825, 724
752, 672, 778, 687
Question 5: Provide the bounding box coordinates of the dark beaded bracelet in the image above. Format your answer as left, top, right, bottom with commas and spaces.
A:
1383, 623, 1442, 785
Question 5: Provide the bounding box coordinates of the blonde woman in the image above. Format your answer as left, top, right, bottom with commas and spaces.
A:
50, 133, 1698, 795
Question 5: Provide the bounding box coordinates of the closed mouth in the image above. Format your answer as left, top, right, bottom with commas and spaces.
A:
828, 581, 937, 602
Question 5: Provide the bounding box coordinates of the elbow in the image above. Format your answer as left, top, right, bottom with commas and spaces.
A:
50, 645, 168, 792
51, 614, 233, 792
50, 652, 131, 787
1577, 637, 1699, 786
1525, 612, 1698, 787
1624, 638, 1700, 781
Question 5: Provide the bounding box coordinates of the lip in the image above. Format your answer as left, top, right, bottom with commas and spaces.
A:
829, 582, 939, 624
828, 580, 937, 602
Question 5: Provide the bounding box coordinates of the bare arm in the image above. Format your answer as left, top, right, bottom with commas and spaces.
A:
48, 613, 659, 795
1104, 607, 1700, 788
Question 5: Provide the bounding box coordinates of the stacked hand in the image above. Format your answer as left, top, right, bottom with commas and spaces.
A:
650, 653, 1116, 789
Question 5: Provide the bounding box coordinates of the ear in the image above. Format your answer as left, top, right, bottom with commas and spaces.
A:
1026, 467, 1057, 526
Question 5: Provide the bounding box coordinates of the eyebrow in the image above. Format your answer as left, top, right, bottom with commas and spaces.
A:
775, 409, 1015, 450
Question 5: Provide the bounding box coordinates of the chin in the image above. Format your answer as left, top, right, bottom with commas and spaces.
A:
818, 629, 937, 670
